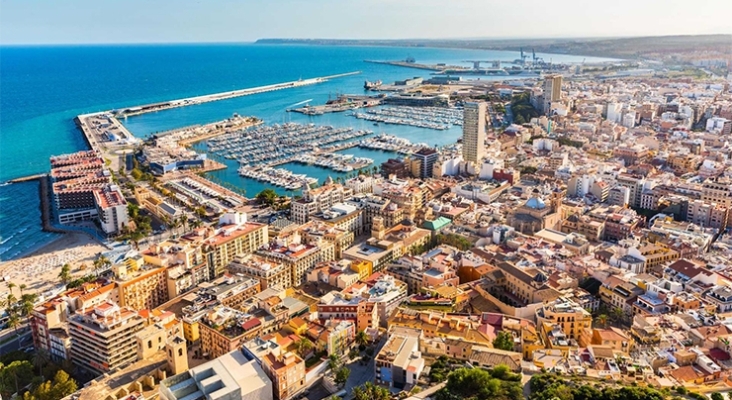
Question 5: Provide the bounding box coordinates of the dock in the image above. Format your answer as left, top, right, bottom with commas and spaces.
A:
7, 173, 46, 184
112, 71, 362, 118
364, 60, 467, 72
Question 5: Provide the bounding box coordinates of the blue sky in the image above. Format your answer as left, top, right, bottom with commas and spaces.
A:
1, 0, 731, 44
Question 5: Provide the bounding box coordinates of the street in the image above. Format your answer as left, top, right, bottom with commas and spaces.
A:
0, 327, 32, 355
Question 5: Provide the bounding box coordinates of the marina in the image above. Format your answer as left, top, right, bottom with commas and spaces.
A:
237, 166, 317, 190
358, 134, 428, 154
292, 153, 373, 173
349, 105, 463, 130
205, 122, 374, 166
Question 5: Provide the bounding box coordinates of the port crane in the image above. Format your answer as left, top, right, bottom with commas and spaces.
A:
462, 60, 502, 69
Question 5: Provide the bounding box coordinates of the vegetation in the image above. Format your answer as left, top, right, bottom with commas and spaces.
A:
57, 264, 72, 285
0, 351, 77, 400
434, 365, 522, 400
295, 338, 313, 358
429, 356, 451, 382
557, 137, 584, 149
710, 392, 724, 400
335, 367, 351, 385
492, 331, 515, 351
520, 166, 538, 175
65, 275, 97, 289
435, 234, 472, 251
352, 382, 390, 400
529, 373, 664, 400
22, 370, 78, 400
256, 188, 278, 207
510, 92, 539, 125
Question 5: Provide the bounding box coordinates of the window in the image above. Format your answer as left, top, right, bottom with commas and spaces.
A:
148, 340, 152, 349
179, 348, 183, 357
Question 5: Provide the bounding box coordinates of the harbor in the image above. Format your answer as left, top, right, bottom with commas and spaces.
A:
349, 105, 463, 130
292, 153, 373, 173
205, 122, 373, 166
357, 134, 428, 154
111, 71, 362, 118
238, 166, 318, 190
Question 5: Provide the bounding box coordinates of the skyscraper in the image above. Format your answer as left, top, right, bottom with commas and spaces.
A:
462, 102, 486, 164
542, 74, 563, 114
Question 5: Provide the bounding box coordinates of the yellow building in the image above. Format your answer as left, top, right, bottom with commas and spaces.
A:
535, 297, 593, 345
115, 266, 169, 311
350, 259, 372, 280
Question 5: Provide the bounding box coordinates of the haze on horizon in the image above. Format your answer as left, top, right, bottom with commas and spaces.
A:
1, 0, 731, 45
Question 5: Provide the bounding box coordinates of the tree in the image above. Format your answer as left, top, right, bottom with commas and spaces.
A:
435, 366, 523, 400
296, 338, 313, 358
711, 392, 724, 400
335, 367, 351, 385
594, 314, 608, 328
492, 331, 514, 351
93, 255, 111, 275
355, 330, 369, 347
327, 354, 340, 372
0, 360, 34, 398
352, 382, 390, 400
610, 307, 625, 323
22, 369, 78, 400
58, 264, 72, 285
256, 189, 278, 206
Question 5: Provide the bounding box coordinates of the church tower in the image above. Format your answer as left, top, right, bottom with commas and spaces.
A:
166, 335, 188, 375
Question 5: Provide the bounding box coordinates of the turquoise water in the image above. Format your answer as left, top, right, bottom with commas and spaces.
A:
0, 43, 614, 260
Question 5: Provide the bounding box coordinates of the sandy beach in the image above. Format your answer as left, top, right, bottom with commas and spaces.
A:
0, 232, 108, 298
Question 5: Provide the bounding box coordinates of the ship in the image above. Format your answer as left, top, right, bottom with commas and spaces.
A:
364, 80, 382, 90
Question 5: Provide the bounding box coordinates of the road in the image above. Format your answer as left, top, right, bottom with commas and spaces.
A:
0, 328, 32, 355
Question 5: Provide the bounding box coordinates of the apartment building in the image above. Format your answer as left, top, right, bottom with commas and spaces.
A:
462, 102, 487, 164
228, 254, 292, 290
261, 348, 306, 400
292, 183, 353, 224
68, 301, 145, 376
374, 331, 424, 389
115, 265, 169, 311
535, 297, 592, 344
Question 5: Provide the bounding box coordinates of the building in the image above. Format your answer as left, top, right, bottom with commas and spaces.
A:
292, 183, 353, 224
184, 214, 269, 278
93, 186, 129, 235
68, 301, 146, 376
50, 150, 129, 234
261, 348, 306, 400
229, 254, 292, 290
199, 306, 263, 359
462, 102, 487, 164
115, 265, 169, 311
542, 75, 562, 114
535, 297, 592, 345
410, 148, 439, 179
381, 158, 410, 179
374, 330, 424, 389
30, 298, 69, 361
160, 349, 273, 400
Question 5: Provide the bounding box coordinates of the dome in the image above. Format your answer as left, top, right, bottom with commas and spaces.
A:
325, 176, 334, 185
533, 272, 548, 283
525, 197, 546, 210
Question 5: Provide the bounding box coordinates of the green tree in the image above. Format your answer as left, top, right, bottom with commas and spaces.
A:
93, 255, 111, 275
436, 366, 523, 400
352, 382, 390, 400
335, 367, 351, 385
58, 264, 72, 285
711, 392, 724, 400
256, 189, 278, 206
492, 331, 515, 351
355, 330, 369, 347
296, 338, 313, 358
0, 360, 34, 398
327, 354, 340, 372
594, 314, 608, 328
22, 369, 78, 400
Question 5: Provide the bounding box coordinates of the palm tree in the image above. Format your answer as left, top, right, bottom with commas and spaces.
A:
7, 282, 16, 296
32, 348, 50, 380
6, 311, 22, 346
355, 330, 369, 348
328, 354, 340, 372
296, 338, 313, 358
181, 214, 189, 232
58, 264, 72, 285
595, 314, 608, 328
18, 284, 26, 296
93, 254, 111, 276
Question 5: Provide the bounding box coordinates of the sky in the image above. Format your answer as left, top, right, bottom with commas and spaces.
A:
1, 0, 731, 45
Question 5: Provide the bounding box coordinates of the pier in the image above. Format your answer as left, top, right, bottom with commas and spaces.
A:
112, 71, 362, 118
7, 173, 46, 184
364, 60, 467, 72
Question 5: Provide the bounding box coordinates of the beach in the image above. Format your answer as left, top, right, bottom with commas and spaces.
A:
0, 232, 107, 298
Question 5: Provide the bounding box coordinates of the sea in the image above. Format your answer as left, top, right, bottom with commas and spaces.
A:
0, 43, 616, 261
